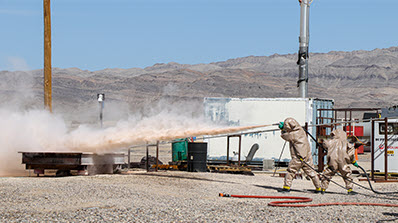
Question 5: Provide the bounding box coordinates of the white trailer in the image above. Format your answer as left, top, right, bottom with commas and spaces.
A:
203, 97, 334, 162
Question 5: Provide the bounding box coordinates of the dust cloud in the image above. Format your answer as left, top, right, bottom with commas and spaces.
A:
0, 62, 271, 176
0, 100, 270, 176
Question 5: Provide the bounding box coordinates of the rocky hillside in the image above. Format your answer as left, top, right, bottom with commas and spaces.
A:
1, 46, 398, 120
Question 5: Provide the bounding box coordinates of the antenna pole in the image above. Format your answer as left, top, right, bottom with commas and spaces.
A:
297, 0, 311, 98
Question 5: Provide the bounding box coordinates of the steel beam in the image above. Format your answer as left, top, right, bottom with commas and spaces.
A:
384, 117, 388, 181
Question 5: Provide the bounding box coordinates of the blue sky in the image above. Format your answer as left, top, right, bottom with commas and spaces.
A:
0, 0, 397, 71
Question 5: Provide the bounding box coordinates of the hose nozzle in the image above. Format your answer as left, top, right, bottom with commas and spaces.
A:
219, 193, 230, 197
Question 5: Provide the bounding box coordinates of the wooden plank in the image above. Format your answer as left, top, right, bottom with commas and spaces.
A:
374, 179, 398, 183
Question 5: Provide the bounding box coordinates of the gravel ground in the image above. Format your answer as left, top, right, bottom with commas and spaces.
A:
1, 171, 398, 222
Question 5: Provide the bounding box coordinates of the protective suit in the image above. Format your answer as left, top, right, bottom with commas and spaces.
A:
321, 129, 356, 194
280, 118, 321, 192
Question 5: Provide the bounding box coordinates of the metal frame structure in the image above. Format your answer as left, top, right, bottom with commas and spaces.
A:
145, 141, 160, 172
316, 108, 381, 171
127, 148, 131, 170
226, 135, 242, 166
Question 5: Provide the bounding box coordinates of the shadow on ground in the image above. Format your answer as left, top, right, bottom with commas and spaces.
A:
376, 212, 398, 223
254, 184, 348, 195
254, 184, 398, 201
130, 172, 239, 184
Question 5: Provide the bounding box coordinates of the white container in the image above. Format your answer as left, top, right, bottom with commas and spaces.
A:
203, 97, 334, 162
373, 119, 398, 173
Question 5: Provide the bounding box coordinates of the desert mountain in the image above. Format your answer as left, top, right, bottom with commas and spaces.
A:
1, 46, 398, 121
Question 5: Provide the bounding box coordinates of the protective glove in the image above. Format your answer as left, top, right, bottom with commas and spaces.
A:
352, 161, 359, 167
297, 155, 304, 162
278, 122, 284, 130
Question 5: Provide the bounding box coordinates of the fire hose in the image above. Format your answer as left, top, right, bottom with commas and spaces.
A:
219, 193, 398, 207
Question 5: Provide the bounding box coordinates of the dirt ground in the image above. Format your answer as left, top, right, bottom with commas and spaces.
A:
3, 147, 397, 222
1, 167, 398, 222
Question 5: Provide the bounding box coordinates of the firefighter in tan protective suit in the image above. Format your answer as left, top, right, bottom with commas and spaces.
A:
279, 118, 321, 193
320, 129, 359, 195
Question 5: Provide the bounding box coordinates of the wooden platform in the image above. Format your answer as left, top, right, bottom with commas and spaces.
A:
151, 164, 187, 171
207, 165, 253, 175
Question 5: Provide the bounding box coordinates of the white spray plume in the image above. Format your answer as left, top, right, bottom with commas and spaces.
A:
0, 63, 269, 176
0, 108, 69, 176
0, 99, 268, 176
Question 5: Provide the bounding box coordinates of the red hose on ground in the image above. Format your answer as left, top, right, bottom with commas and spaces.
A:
219, 193, 398, 207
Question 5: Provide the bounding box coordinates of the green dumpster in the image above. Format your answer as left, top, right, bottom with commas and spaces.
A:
172, 138, 188, 162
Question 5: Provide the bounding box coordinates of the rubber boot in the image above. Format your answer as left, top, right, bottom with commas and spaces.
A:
280, 186, 291, 193
347, 189, 358, 195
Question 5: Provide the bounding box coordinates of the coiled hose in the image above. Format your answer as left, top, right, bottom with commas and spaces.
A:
219, 193, 398, 207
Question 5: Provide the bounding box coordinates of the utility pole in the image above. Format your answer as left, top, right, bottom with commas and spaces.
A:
297, 0, 312, 98
43, 0, 52, 112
